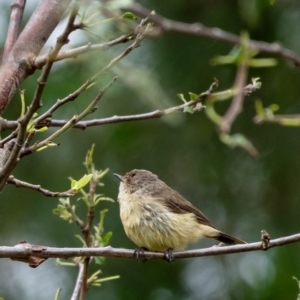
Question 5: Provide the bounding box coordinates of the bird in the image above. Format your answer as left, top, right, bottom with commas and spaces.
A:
114, 169, 246, 260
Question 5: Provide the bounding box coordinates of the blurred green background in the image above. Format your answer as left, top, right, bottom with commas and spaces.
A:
1, 0, 300, 299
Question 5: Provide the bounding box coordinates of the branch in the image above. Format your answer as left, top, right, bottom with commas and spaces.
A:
128, 3, 300, 66
0, 1, 79, 191
218, 66, 247, 133
45, 80, 258, 129
33, 16, 150, 128
0, 0, 72, 114
20, 77, 117, 157
1, 233, 300, 267
33, 34, 135, 69
71, 263, 85, 300
1, 79, 260, 132
2, 0, 26, 63
7, 175, 74, 197
254, 113, 300, 126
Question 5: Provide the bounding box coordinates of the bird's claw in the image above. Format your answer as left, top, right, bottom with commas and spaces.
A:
163, 248, 175, 263
134, 247, 148, 263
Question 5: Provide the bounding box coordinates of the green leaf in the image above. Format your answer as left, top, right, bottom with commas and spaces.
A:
249, 58, 277, 68
188, 92, 198, 100
269, 104, 279, 112
254, 100, 264, 116
220, 133, 258, 157
177, 93, 187, 103
53, 204, 74, 222
95, 256, 106, 266
183, 106, 194, 114
85, 144, 95, 170
75, 235, 87, 247
20, 89, 25, 117
122, 12, 138, 20
36, 142, 58, 152
94, 196, 114, 206
71, 174, 93, 190
102, 231, 113, 245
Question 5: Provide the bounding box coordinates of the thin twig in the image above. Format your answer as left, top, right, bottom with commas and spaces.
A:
2, 0, 26, 63
33, 34, 135, 69
128, 3, 300, 66
7, 175, 74, 197
79, 178, 97, 300
33, 78, 94, 126
71, 263, 85, 300
22, 77, 117, 156
218, 63, 248, 133
47, 79, 258, 129
33, 16, 149, 128
1, 79, 260, 132
0, 130, 18, 148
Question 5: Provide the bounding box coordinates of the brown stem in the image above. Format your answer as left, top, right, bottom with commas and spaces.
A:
128, 3, 300, 66
2, 0, 26, 63
218, 64, 248, 133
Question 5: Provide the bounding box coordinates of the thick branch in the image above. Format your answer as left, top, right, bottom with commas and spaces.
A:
1, 233, 300, 263
0, 0, 72, 115
128, 3, 300, 66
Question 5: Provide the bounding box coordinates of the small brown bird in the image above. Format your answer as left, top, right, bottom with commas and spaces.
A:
114, 169, 245, 255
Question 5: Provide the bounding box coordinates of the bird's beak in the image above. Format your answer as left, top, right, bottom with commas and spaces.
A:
113, 173, 123, 182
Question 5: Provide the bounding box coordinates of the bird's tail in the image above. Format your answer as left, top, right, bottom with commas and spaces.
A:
215, 231, 246, 245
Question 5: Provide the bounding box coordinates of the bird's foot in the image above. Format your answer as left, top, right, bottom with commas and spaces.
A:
134, 247, 148, 263
163, 248, 175, 263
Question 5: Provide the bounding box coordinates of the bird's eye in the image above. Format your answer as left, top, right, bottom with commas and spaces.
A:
131, 172, 136, 177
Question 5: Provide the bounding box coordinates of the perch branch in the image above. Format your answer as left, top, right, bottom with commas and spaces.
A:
1, 233, 300, 265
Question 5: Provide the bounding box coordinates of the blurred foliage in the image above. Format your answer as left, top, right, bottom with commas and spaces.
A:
1, 0, 300, 300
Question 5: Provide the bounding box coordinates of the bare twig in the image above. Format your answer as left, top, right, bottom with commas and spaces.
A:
33, 16, 150, 129
22, 77, 117, 156
80, 177, 97, 300
71, 263, 85, 300
1, 233, 300, 264
33, 78, 94, 126
47, 79, 258, 129
7, 175, 74, 197
33, 34, 135, 69
1, 79, 260, 133
218, 63, 248, 133
2, 0, 26, 63
0, 130, 18, 148
128, 3, 300, 66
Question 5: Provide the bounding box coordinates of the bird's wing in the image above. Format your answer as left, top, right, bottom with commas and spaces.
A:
158, 188, 217, 229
